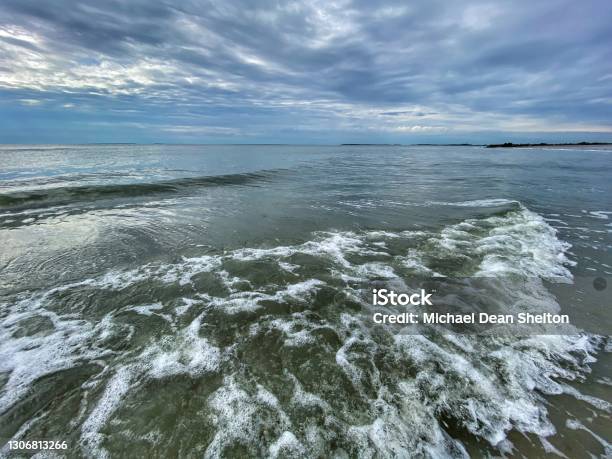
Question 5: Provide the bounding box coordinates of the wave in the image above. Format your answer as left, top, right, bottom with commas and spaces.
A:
335, 198, 520, 211
0, 204, 608, 457
0, 146, 80, 152
0, 169, 282, 210
427, 198, 519, 207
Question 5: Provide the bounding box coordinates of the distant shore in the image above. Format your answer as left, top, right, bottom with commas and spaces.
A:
339, 142, 612, 148
485, 142, 612, 148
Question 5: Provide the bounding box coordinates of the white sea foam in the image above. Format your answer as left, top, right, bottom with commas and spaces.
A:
588, 210, 611, 220
278, 261, 300, 273
0, 301, 111, 413
474, 210, 575, 280
128, 302, 163, 316
565, 419, 612, 455
268, 431, 306, 458
429, 198, 519, 207
81, 366, 136, 459
199, 278, 324, 315
204, 377, 293, 459
78, 313, 223, 456
176, 297, 200, 315
146, 313, 221, 378
2, 202, 606, 457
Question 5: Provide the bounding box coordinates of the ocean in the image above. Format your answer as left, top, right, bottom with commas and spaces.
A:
0, 144, 610, 457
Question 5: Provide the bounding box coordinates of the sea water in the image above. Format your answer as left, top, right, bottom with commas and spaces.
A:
0, 144, 610, 457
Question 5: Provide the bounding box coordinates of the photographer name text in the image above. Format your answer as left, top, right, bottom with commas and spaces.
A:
372, 289, 570, 325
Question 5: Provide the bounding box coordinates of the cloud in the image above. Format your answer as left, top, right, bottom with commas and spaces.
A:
18, 98, 41, 105
0, 0, 610, 143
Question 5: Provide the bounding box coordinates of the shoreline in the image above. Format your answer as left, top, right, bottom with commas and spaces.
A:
486, 141, 612, 148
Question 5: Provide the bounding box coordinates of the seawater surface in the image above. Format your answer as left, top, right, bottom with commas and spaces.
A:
0, 144, 611, 457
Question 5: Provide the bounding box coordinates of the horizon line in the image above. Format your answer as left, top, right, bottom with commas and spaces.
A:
1, 141, 612, 147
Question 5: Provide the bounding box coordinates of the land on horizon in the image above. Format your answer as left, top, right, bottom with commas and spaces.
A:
343, 142, 612, 147
2, 141, 612, 148
485, 141, 612, 148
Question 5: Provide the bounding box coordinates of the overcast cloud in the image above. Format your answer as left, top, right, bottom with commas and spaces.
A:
0, 0, 611, 143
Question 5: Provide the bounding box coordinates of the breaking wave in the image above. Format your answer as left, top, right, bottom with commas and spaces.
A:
0, 204, 608, 457
0, 169, 282, 210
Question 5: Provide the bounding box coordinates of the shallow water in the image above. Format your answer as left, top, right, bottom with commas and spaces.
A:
0, 144, 610, 457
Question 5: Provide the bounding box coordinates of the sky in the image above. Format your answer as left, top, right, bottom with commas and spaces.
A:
0, 0, 611, 144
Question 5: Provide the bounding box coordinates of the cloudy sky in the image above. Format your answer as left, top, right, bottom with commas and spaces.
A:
0, 0, 611, 144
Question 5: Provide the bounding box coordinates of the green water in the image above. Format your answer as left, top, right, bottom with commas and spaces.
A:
0, 144, 610, 457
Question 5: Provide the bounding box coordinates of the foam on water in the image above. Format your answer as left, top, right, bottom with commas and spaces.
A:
1, 204, 609, 456
145, 313, 222, 378
565, 419, 612, 455
81, 366, 136, 458
0, 295, 113, 413
428, 198, 520, 207
205, 377, 295, 458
